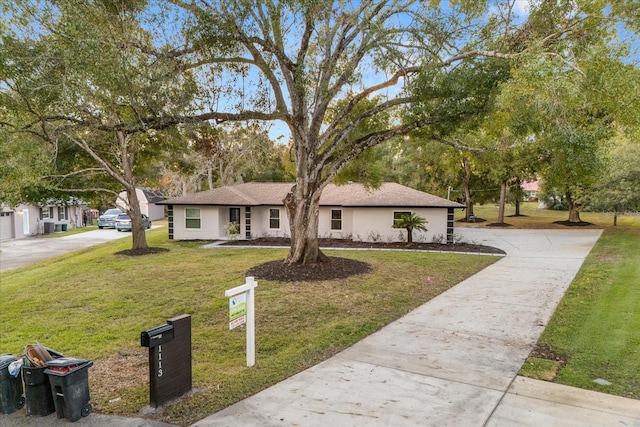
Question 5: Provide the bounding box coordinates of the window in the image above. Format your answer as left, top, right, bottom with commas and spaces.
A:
58, 207, 66, 221
40, 207, 53, 220
185, 208, 201, 229
393, 211, 411, 226
269, 208, 280, 229
229, 208, 240, 224
331, 209, 342, 230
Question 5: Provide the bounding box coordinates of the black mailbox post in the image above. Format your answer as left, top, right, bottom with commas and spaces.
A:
140, 314, 192, 408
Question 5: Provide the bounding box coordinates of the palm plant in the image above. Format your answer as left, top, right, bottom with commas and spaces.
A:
393, 213, 428, 245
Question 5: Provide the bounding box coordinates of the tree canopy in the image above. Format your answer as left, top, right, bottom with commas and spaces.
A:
1, 0, 638, 260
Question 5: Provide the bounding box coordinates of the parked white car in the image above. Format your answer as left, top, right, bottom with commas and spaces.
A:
97, 209, 123, 229
115, 213, 151, 232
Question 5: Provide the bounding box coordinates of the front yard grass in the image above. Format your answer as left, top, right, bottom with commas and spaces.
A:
0, 228, 498, 425
519, 226, 640, 400
456, 201, 640, 229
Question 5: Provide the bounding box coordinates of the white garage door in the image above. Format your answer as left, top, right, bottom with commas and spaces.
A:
0, 212, 14, 240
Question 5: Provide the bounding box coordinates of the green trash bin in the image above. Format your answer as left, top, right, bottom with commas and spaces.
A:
0, 354, 25, 415
45, 358, 93, 422
61, 224, 68, 232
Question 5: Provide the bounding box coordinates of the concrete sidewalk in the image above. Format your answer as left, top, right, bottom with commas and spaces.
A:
191, 228, 640, 426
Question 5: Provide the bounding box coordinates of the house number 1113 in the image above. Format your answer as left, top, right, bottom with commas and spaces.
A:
157, 345, 163, 377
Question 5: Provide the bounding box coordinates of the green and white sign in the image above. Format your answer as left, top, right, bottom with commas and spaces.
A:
229, 293, 247, 330
225, 276, 258, 367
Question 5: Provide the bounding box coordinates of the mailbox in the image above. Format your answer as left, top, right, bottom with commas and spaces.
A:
140, 315, 192, 408
140, 324, 174, 348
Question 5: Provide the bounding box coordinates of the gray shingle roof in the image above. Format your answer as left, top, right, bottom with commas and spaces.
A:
159, 182, 463, 208
141, 188, 165, 203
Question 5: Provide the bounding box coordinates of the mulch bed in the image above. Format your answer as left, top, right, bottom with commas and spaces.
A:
115, 247, 170, 256
529, 342, 569, 366
225, 237, 504, 282
247, 256, 373, 282
222, 237, 505, 255
553, 220, 594, 227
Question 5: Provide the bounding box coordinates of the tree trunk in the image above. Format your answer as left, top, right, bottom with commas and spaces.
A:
565, 191, 582, 223
118, 130, 148, 250
283, 183, 328, 265
207, 166, 214, 190
406, 228, 413, 244
513, 178, 522, 216
497, 180, 507, 224
462, 156, 474, 220
126, 186, 149, 250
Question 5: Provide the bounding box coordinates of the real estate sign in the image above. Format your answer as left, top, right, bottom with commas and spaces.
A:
229, 293, 247, 330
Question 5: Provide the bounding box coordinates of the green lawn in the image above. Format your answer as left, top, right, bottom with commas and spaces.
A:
456, 201, 640, 228
519, 226, 640, 400
4, 204, 639, 424
0, 228, 498, 425
466, 202, 640, 401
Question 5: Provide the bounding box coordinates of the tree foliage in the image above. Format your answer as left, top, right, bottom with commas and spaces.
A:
1, 0, 195, 248
588, 135, 640, 224
162, 0, 605, 263
2, 0, 638, 260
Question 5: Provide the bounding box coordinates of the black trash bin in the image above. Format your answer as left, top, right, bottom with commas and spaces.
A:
0, 354, 25, 415
44, 358, 93, 422
22, 348, 63, 417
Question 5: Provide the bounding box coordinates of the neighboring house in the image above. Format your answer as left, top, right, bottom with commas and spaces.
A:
159, 182, 464, 244
0, 201, 86, 240
521, 180, 540, 201
116, 188, 165, 221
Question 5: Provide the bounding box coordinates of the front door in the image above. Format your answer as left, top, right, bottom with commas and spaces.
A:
22, 209, 30, 235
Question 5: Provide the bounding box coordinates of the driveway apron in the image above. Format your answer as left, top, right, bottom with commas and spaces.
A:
192, 228, 638, 426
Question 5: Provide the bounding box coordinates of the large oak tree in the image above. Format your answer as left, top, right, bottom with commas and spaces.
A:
164, 0, 611, 264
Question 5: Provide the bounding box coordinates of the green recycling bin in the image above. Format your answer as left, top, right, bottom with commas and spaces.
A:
0, 354, 25, 415
45, 358, 93, 422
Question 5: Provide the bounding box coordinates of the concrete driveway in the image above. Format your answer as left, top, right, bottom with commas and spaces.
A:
0, 228, 150, 273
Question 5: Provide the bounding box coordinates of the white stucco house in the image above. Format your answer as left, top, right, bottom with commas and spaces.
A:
159, 182, 464, 244
116, 187, 166, 221
1, 201, 86, 240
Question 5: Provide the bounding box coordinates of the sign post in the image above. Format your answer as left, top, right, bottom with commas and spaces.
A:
225, 277, 257, 367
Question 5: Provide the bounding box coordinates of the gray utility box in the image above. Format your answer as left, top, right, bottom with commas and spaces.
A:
43, 222, 55, 234
141, 314, 192, 408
